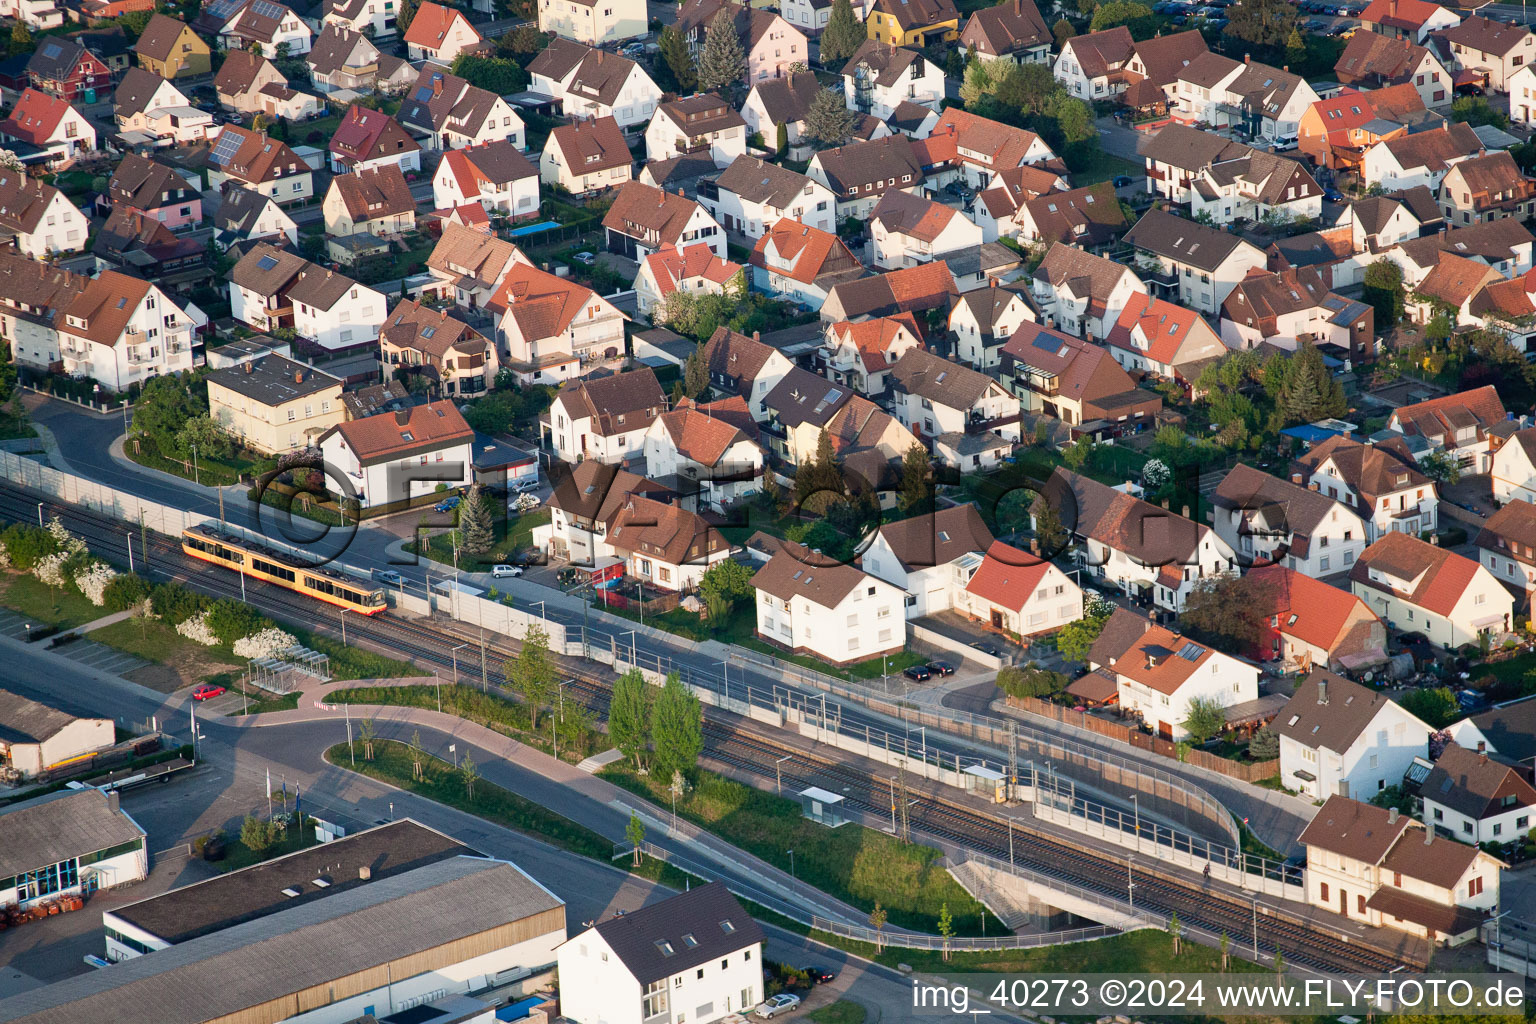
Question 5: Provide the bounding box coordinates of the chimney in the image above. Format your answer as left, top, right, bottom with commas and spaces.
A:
359, 865, 372, 880
1424, 825, 1434, 845
1479, 740, 1487, 754
1291, 472, 1302, 484
990, 276, 998, 288
294, 369, 303, 383
106, 790, 119, 812
394, 409, 411, 426
244, 361, 254, 374
1481, 752, 1490, 764
753, 331, 761, 341
1244, 52, 1251, 64
1317, 677, 1328, 704
1181, 505, 1190, 518
1389, 807, 1398, 824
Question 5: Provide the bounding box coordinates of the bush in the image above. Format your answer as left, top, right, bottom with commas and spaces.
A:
239, 814, 278, 853
102, 573, 151, 612
997, 663, 1069, 699
151, 581, 208, 625
0, 522, 58, 571
205, 598, 266, 646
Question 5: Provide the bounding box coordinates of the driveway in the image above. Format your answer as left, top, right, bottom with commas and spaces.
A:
1095, 115, 1148, 163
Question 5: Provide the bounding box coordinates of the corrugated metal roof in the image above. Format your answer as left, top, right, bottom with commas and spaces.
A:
0, 789, 144, 879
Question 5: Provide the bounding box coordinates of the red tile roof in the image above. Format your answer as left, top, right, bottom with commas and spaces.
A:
1349, 530, 1482, 617
1360, 0, 1445, 29
403, 1, 478, 50
489, 259, 599, 341
964, 540, 1053, 611
749, 217, 862, 285
1250, 564, 1377, 654
828, 314, 923, 373
327, 401, 473, 463
643, 243, 741, 300
1107, 294, 1204, 365
0, 88, 72, 144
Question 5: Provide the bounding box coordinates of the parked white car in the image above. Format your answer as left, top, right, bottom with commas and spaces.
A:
755, 995, 800, 1019
491, 564, 524, 578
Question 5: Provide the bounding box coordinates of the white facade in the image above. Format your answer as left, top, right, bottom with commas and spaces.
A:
60, 284, 197, 392
870, 207, 982, 270
755, 569, 905, 664
1424, 791, 1536, 846
641, 422, 762, 512
1492, 438, 1536, 504
319, 430, 474, 507
1301, 457, 1438, 541
843, 58, 945, 120
433, 158, 538, 218
1215, 498, 1368, 579
957, 562, 1084, 637
538, 0, 646, 46
1353, 559, 1512, 649
1279, 705, 1432, 803
645, 109, 747, 168
1079, 529, 1236, 613
1362, 132, 1478, 193
223, 6, 314, 54
11, 189, 90, 259
557, 927, 761, 1024
950, 290, 1034, 370
889, 378, 1020, 442
531, 58, 661, 131
290, 279, 387, 351
1114, 648, 1259, 743
1029, 266, 1145, 341
700, 176, 838, 242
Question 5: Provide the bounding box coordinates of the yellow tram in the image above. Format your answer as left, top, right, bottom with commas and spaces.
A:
180, 524, 387, 614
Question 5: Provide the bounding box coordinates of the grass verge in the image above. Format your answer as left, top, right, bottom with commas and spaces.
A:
218, 818, 319, 872
90, 616, 242, 674
0, 573, 109, 628
602, 764, 1002, 936
287, 625, 416, 680
828, 927, 1262, 974
808, 1003, 866, 1024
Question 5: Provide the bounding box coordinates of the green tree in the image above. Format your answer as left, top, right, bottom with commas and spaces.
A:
1419, 448, 1462, 486
459, 753, 478, 799
1062, 435, 1094, 471
1425, 311, 1453, 345
996, 664, 1069, 699
651, 673, 703, 781
357, 716, 376, 760
697, 8, 745, 92
899, 442, 931, 513
1052, 17, 1076, 46
497, 23, 548, 57
1399, 686, 1460, 729
459, 483, 494, 554
776, 121, 789, 155
175, 414, 234, 461
625, 809, 645, 866
1089, 0, 1151, 31
118, 8, 154, 36
1220, 931, 1230, 969
658, 24, 697, 92
682, 341, 709, 400
11, 20, 30, 48
803, 86, 858, 149
1278, 343, 1346, 425
937, 902, 954, 960
1181, 574, 1275, 652
1182, 696, 1228, 745
510, 624, 556, 731
408, 729, 426, 781
820, 0, 865, 63
1169, 911, 1182, 955
1284, 25, 1305, 65
1363, 258, 1406, 326
450, 53, 527, 94
1056, 601, 1112, 662
610, 668, 651, 769
240, 815, 276, 853
795, 427, 844, 511
133, 373, 203, 452
1452, 95, 1508, 129
1030, 492, 1067, 554
698, 559, 755, 609
869, 901, 888, 952
1248, 725, 1279, 760
396, 0, 417, 31
1223, 0, 1296, 46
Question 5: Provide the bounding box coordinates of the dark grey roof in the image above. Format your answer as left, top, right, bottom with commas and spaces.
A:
0, 858, 563, 1024
0, 687, 82, 745
1272, 670, 1419, 755
764, 366, 853, 429
1465, 697, 1536, 764
1125, 208, 1254, 272
589, 881, 764, 985
214, 183, 284, 235
206, 355, 339, 407
26, 39, 89, 82
0, 789, 144, 879
109, 820, 475, 944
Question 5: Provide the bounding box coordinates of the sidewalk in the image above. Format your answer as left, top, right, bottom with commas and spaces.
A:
235, 679, 889, 931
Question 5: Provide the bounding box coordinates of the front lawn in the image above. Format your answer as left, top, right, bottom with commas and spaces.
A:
410, 507, 552, 572
0, 574, 107, 629
125, 434, 276, 489
89, 616, 244, 691
1065, 150, 1141, 187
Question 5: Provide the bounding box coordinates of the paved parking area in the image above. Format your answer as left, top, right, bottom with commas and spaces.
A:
0, 610, 154, 675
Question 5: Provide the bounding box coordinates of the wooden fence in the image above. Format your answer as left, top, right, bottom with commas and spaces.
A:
1006, 695, 1279, 783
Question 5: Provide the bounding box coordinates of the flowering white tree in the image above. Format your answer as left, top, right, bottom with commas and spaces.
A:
1142, 458, 1171, 491
0, 542, 12, 570
33, 552, 68, 588
176, 609, 219, 646
46, 516, 87, 559
234, 627, 296, 660
74, 562, 119, 607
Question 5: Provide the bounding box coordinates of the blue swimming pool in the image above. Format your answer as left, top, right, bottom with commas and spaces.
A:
508, 220, 562, 236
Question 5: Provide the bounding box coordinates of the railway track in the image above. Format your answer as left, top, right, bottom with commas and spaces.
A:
0, 486, 1422, 974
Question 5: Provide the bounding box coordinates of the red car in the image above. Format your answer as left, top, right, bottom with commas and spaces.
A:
192, 684, 226, 701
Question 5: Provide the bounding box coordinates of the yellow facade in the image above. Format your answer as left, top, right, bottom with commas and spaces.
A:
865, 8, 957, 45
138, 27, 212, 79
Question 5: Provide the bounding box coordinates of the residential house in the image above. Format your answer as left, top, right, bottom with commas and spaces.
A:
545, 460, 669, 563
1476, 490, 1536, 594
763, 367, 919, 471
220, 0, 314, 56
644, 94, 748, 169
634, 243, 743, 316
740, 72, 821, 158
1010, 182, 1124, 249
540, 115, 633, 194
1297, 87, 1410, 173
998, 321, 1162, 431
322, 166, 416, 239
537, 0, 645, 45
0, 251, 87, 373
320, 0, 397, 37
958, 540, 1083, 638
1350, 531, 1512, 647
605, 493, 730, 590
1440, 15, 1536, 92
869, 188, 983, 270
1387, 385, 1506, 473
1294, 435, 1439, 541
864, 0, 957, 47
1508, 62, 1536, 126
1422, 742, 1536, 846
1219, 266, 1376, 359
641, 399, 763, 511
1252, 567, 1388, 676
54, 271, 197, 390
1360, 0, 1460, 42
1300, 794, 1499, 943
698, 155, 837, 241
748, 217, 865, 309
527, 40, 660, 131
675, 0, 807, 85
0, 173, 89, 257
959, 0, 1050, 62
1438, 150, 1536, 226
1120, 29, 1210, 106
1346, 187, 1441, 252
308, 26, 413, 94
111, 69, 212, 145
1379, 216, 1534, 289
1041, 468, 1237, 611
214, 50, 313, 119
820, 261, 956, 327
1089, 607, 1259, 740
488, 261, 622, 382
205, 125, 314, 206
213, 182, 297, 247
1141, 124, 1321, 226
817, 313, 923, 395
380, 300, 498, 397
781, 0, 832, 35
8, 0, 63, 30
206, 354, 344, 454
1171, 53, 1317, 143
806, 133, 926, 220
1335, 32, 1452, 108
841, 40, 944, 120
602, 180, 725, 261
328, 105, 421, 175
545, 368, 666, 465
1123, 209, 1267, 315
0, 89, 93, 168
1492, 427, 1536, 504
229, 243, 385, 349
403, 2, 483, 62
703, 326, 795, 421
886, 346, 1020, 450
972, 163, 1071, 242
1030, 242, 1148, 341
426, 226, 525, 310
90, 207, 210, 289
1365, 121, 1485, 194
1142, 123, 1254, 205
861, 502, 994, 617
107, 154, 200, 231
398, 69, 525, 151
1450, 699, 1536, 772
1106, 293, 1228, 383
25, 40, 111, 103
753, 540, 906, 664
927, 107, 1057, 190
1212, 463, 1369, 577
1276, 670, 1431, 801
318, 402, 476, 508
434, 140, 539, 219
131, 13, 210, 78
1053, 26, 1135, 101
950, 284, 1036, 370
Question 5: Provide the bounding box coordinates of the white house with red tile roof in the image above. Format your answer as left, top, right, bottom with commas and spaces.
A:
318, 402, 475, 507
641, 399, 763, 511
328, 105, 421, 175
753, 540, 906, 665
862, 504, 995, 618
634, 243, 744, 316
1350, 531, 1512, 648
928, 107, 1058, 189
644, 93, 749, 169
52, 271, 198, 390
606, 493, 731, 591
1030, 242, 1147, 342
956, 540, 1083, 639
433, 140, 539, 219
1212, 463, 1369, 579
749, 217, 865, 308
869, 189, 983, 270
818, 314, 924, 395
0, 89, 94, 167
545, 369, 666, 465
1105, 294, 1227, 383
702, 326, 796, 422
1274, 670, 1428, 801
491, 258, 627, 385
403, 1, 483, 61
1089, 607, 1258, 741
1385, 385, 1507, 473
1249, 566, 1387, 676
1360, 0, 1460, 42
540, 115, 633, 195
1491, 426, 1536, 505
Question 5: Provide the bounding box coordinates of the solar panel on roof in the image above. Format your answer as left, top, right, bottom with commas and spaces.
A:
256, 254, 279, 270
210, 130, 244, 166
250, 0, 286, 17
1176, 642, 1204, 661
823, 387, 842, 404
41, 42, 61, 57
1030, 334, 1063, 354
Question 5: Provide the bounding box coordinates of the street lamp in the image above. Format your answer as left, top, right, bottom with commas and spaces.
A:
451, 642, 469, 685
530, 600, 545, 622
716, 659, 729, 703
1127, 855, 1136, 911
1252, 896, 1260, 959
1130, 794, 1140, 849
776, 754, 792, 795
434, 668, 442, 713
191, 443, 199, 486
339, 607, 348, 646
35, 501, 43, 527
620, 629, 638, 667
787, 848, 795, 879
554, 678, 572, 757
